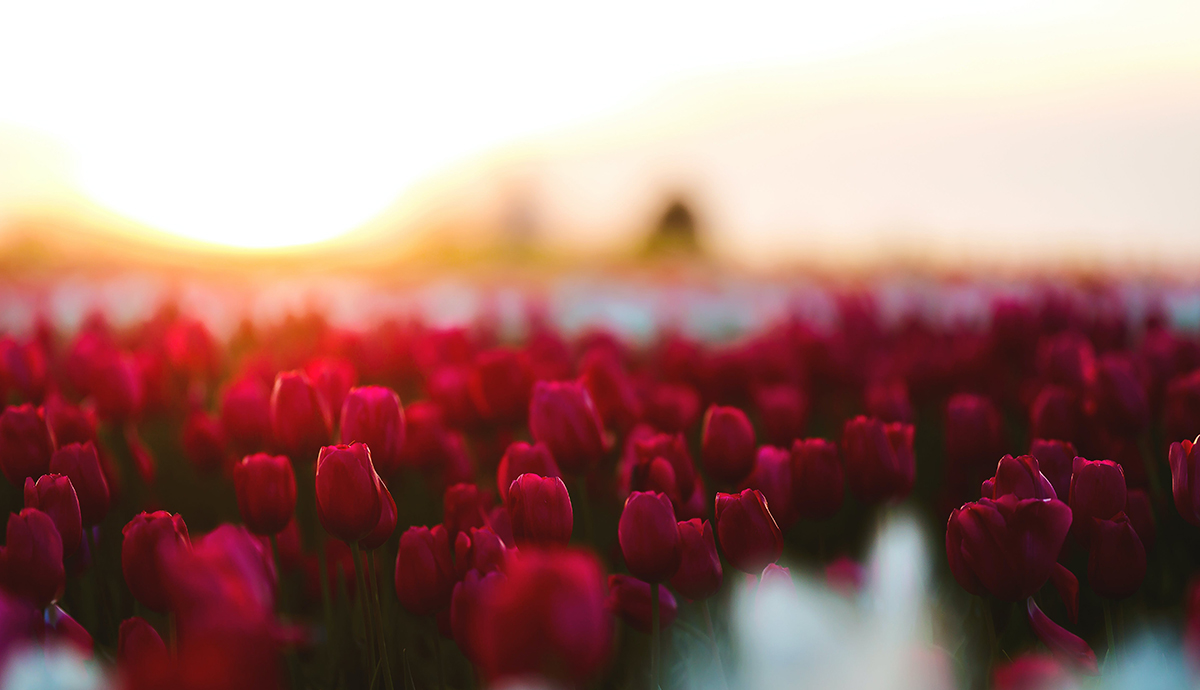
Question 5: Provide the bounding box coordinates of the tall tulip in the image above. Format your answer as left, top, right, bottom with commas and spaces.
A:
0, 508, 64, 608
842, 416, 915, 504
49, 441, 109, 528
496, 441, 559, 501
315, 443, 381, 543
269, 371, 331, 461
233, 453, 297, 536
618, 491, 682, 583
23, 474, 82, 555
0, 404, 53, 486
528, 381, 607, 474
1169, 439, 1200, 526
1088, 513, 1146, 599
339, 385, 406, 476
394, 525, 455, 616
714, 489, 783, 574
670, 519, 721, 600
701, 405, 756, 485
121, 511, 190, 612
790, 438, 844, 520
505, 473, 573, 547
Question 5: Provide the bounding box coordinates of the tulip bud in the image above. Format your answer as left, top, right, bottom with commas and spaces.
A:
305, 357, 357, 428
790, 438, 844, 520
122, 511, 190, 612
1088, 513, 1146, 599
1030, 385, 1082, 446
670, 518, 721, 600
1030, 439, 1077, 505
0, 404, 53, 486
49, 442, 109, 528
1026, 597, 1098, 674
1037, 331, 1096, 391
220, 378, 272, 452
394, 525, 455, 616
118, 616, 168, 667
0, 338, 48, 404
606, 574, 678, 633
233, 453, 297, 536
946, 494, 1071, 601
985, 454, 1056, 500
1069, 457, 1126, 528
505, 473, 573, 547
451, 568, 505, 663
469, 348, 533, 426
701, 405, 756, 485
270, 371, 331, 461
1170, 440, 1200, 526
643, 383, 701, 434
864, 379, 913, 424
944, 394, 1004, 499
579, 348, 642, 433
90, 351, 144, 422
315, 443, 382, 543
1088, 354, 1148, 436
618, 491, 682, 583
714, 489, 783, 574
360, 477, 398, 550
754, 384, 809, 447
496, 441, 560, 501
1166, 369, 1200, 449
454, 526, 507, 577
741, 446, 796, 529
339, 386, 406, 476
182, 410, 227, 474
444, 483, 490, 538
841, 416, 915, 504
44, 396, 98, 449
24, 474, 82, 555
528, 381, 607, 474
0, 508, 64, 608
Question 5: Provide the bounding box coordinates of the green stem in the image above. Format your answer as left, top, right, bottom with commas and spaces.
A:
980, 597, 998, 668
368, 551, 396, 690
1103, 599, 1117, 665
351, 542, 376, 681
317, 532, 335, 657
651, 582, 661, 690
701, 599, 728, 690
434, 623, 446, 690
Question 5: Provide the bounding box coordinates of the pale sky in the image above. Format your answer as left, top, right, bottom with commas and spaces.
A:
0, 0, 1198, 268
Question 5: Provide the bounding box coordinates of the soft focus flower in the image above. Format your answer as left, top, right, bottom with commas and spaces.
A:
220, 377, 272, 453
43, 396, 98, 450
670, 518, 722, 600
618, 491, 682, 583
754, 384, 809, 447
233, 453, 297, 536
714, 489, 784, 574
1088, 353, 1149, 436
506, 473, 573, 547
992, 654, 1076, 690
182, 410, 228, 474
450, 568, 506, 663
270, 370, 332, 461
983, 454, 1056, 500
496, 441, 560, 501
528, 380, 607, 474
118, 615, 168, 666
315, 443, 382, 543
1166, 369, 1200, 448
23, 474, 81, 555
0, 404, 53, 486
630, 432, 696, 508
395, 525, 455, 616
606, 574, 678, 633
946, 494, 1071, 601
122, 511, 191, 612
1069, 456, 1126, 531
864, 379, 913, 424
469, 347, 533, 426
1169, 439, 1200, 526
454, 526, 508, 577
944, 393, 1004, 500
790, 438, 844, 520
1037, 332, 1096, 391
1026, 597, 1098, 674
49, 442, 109, 528
1087, 513, 1146, 599
642, 382, 702, 434
701, 405, 757, 485
841, 416, 915, 504
339, 385, 406, 475
741, 445, 796, 529
579, 348, 642, 433
45, 605, 93, 658
1030, 386, 1082, 446
444, 482, 490, 538
1029, 439, 1077, 505
395, 400, 447, 471
0, 508, 64, 608
90, 350, 144, 422
360, 477, 397, 550
824, 556, 865, 597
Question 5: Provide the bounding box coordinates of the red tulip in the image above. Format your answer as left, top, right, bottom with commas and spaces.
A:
1170, 439, 1200, 526
1166, 369, 1200, 448
339, 385, 406, 475
983, 454, 1056, 501
741, 446, 796, 529
118, 616, 168, 667
1030, 385, 1082, 446
505, 473, 573, 547
714, 489, 783, 574
0, 404, 53, 486
475, 548, 612, 684
90, 350, 144, 422
396, 401, 447, 471
450, 568, 506, 663
1088, 513, 1146, 599
233, 453, 297, 536
1050, 562, 1079, 624
944, 393, 1004, 499
841, 416, 915, 504
700, 405, 756, 485
270, 371, 331, 461
315, 443, 381, 543
454, 526, 508, 577
1088, 354, 1148, 436
643, 382, 701, 434
1037, 331, 1096, 391
0, 337, 47, 404
579, 348, 642, 433
1069, 457, 1126, 530
790, 438, 844, 520
23, 474, 81, 555
220, 377, 272, 452
1026, 597, 1097, 674
753, 384, 808, 447
469, 347, 533, 426
44, 395, 98, 449
1124, 488, 1156, 551
46, 605, 93, 657
394, 525, 455, 616
864, 379, 913, 424
122, 511, 191, 612
618, 491, 682, 583
182, 410, 227, 474
444, 483, 490, 538
49, 442, 109, 528
427, 365, 481, 428
360, 477, 397, 550
946, 494, 1071, 601
305, 357, 357, 428
992, 654, 1072, 690
1029, 439, 1076, 505
496, 441, 560, 501
630, 432, 696, 506
670, 518, 721, 600
606, 574, 678, 633
528, 380, 607, 474
0, 508, 64, 608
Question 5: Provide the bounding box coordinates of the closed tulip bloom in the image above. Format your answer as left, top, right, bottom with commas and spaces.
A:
0, 338, 47, 404
1165, 369, 1200, 449
944, 394, 1004, 497
631, 432, 697, 505
1169, 440, 1200, 526
1030, 385, 1082, 446
182, 410, 227, 474
451, 568, 506, 663
0, 508, 64, 608
90, 351, 144, 422
842, 416, 916, 504
1088, 513, 1146, 599
118, 616, 168, 667
741, 446, 796, 529
714, 489, 784, 574
469, 348, 533, 425
1030, 439, 1077, 505
444, 483, 490, 538
790, 438, 844, 520
315, 443, 382, 543
0, 404, 53, 485
233, 453, 297, 536
339, 386, 406, 475
985, 455, 1056, 500
496, 441, 560, 501
49, 442, 109, 528
864, 379, 913, 424
528, 381, 607, 474
360, 477, 398, 550
220, 378, 272, 452
1050, 562, 1079, 624
945, 494, 1071, 601
122, 511, 190, 612
506, 473, 573, 547
454, 526, 508, 577
475, 549, 612, 685
670, 518, 721, 600
1037, 331, 1097, 391
270, 371, 331, 461
1027, 597, 1098, 675
754, 384, 809, 447
394, 525, 455, 616
1069, 457, 1126, 525
305, 357, 357, 428
643, 382, 702, 434
579, 348, 642, 433
701, 406, 756, 485
397, 401, 448, 471
618, 491, 682, 583
1089, 354, 1148, 436
606, 574, 678, 633
23, 474, 82, 555
46, 605, 92, 657
44, 396, 98, 449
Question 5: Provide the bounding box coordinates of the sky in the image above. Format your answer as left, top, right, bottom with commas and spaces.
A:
0, 0, 1198, 267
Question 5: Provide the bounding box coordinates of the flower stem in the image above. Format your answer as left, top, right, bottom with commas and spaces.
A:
980, 596, 998, 668
651, 581, 661, 690
433, 622, 446, 690
368, 550, 396, 690
1103, 599, 1117, 665
350, 542, 376, 680
701, 599, 728, 690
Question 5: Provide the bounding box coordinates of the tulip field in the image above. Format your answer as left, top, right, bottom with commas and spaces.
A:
2, 280, 1200, 689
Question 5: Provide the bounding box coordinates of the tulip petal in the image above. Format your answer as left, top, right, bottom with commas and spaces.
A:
1050, 563, 1079, 624
1027, 597, 1097, 675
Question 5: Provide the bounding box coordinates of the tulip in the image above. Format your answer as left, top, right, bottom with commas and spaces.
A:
427, 365, 481, 428
714, 489, 783, 574
220, 378, 272, 452
396, 401, 447, 471
1030, 385, 1082, 445
607, 574, 678, 633
118, 616, 168, 667
23, 474, 82, 555
49, 442, 109, 528
1088, 354, 1148, 436
233, 453, 297, 536
44, 396, 98, 449
46, 605, 93, 657
618, 492, 682, 583
701, 405, 756, 485
1036, 331, 1096, 391
339, 385, 406, 475
0, 338, 47, 403
270, 371, 331, 461
394, 525, 455, 616
579, 348, 642, 433
1069, 457, 1126, 530
305, 357, 357, 428
0, 508, 64, 608
825, 556, 864, 597
841, 416, 916, 504
741, 446, 796, 529
992, 654, 1072, 690
90, 350, 144, 422
182, 410, 227, 474
360, 477, 397, 550
1027, 597, 1098, 674
864, 379, 913, 424
1088, 513, 1146, 599
444, 483, 490, 538
1169, 439, 1200, 526
1050, 562, 1079, 624
450, 568, 506, 663
474, 549, 612, 685
984, 454, 1056, 500
315, 443, 382, 543
121, 511, 191, 612
505, 473, 573, 547
1165, 369, 1200, 449
670, 519, 722, 600
1029, 439, 1077, 505
643, 382, 701, 434
0, 404, 53, 486
126, 427, 157, 486
946, 494, 1071, 601
453, 526, 508, 577
496, 441, 560, 501
944, 394, 1004, 500
469, 347, 533, 426
790, 438, 844, 520
528, 380, 607, 474
754, 384, 808, 447
630, 432, 697, 508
